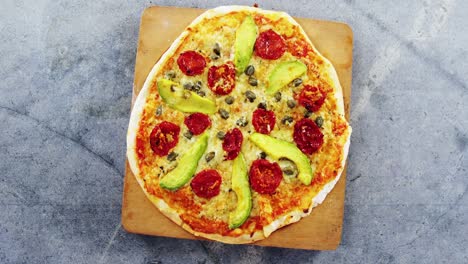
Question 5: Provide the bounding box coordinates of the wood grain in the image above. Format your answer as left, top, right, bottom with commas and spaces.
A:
122, 6, 353, 250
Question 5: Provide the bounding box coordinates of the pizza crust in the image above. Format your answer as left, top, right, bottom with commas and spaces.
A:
127, 5, 351, 244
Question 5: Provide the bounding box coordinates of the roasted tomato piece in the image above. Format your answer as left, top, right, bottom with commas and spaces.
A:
191, 169, 222, 198
177, 51, 206, 76
249, 159, 282, 194
293, 118, 324, 154
222, 128, 243, 160
149, 121, 180, 156
252, 109, 276, 134
207, 62, 236, 95
254, 29, 286, 60
298, 85, 327, 112
184, 113, 211, 135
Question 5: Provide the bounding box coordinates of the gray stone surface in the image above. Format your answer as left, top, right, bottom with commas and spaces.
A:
0, 0, 467, 263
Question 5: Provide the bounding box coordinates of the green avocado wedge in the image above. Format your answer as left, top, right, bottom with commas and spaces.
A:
266, 61, 307, 95
157, 79, 216, 114
228, 153, 252, 229
249, 133, 314, 185
159, 132, 209, 191
234, 16, 258, 75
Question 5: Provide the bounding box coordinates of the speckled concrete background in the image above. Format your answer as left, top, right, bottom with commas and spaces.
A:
0, 0, 467, 263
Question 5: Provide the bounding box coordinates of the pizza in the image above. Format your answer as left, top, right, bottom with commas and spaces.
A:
127, 5, 351, 244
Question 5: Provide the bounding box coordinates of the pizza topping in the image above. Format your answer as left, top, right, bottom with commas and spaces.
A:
149, 121, 180, 156
249, 159, 282, 194
155, 105, 163, 116
304, 109, 313, 118
177, 51, 206, 76
158, 79, 216, 114
210, 43, 221, 60
234, 16, 258, 74
249, 133, 314, 185
236, 117, 249, 127
205, 151, 215, 162
254, 29, 286, 60
191, 169, 222, 198
218, 108, 230, 119
207, 62, 236, 95
167, 151, 178, 161
213, 43, 221, 56
257, 102, 267, 109
222, 128, 243, 160
225, 96, 235, 105
248, 76, 258, 86
267, 60, 307, 95
292, 78, 303, 87
281, 115, 293, 125
252, 109, 276, 134
183, 131, 193, 140
274, 92, 282, 102
184, 113, 211, 135
244, 65, 255, 76
315, 116, 324, 128
183, 81, 202, 92
293, 118, 324, 154
298, 85, 327, 112
259, 151, 267, 159
287, 99, 297, 109
245, 90, 257, 102
160, 132, 209, 190
216, 131, 226, 140
278, 158, 298, 177
228, 154, 252, 229
165, 70, 176, 80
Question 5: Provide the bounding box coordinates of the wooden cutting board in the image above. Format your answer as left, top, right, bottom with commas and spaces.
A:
122, 6, 353, 250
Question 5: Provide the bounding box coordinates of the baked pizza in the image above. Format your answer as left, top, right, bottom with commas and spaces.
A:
127, 5, 351, 243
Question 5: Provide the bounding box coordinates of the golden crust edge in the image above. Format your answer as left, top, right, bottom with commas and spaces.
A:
126, 5, 352, 244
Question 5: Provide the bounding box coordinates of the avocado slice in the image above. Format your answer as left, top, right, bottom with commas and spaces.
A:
228, 153, 252, 229
234, 16, 258, 75
159, 132, 209, 190
249, 133, 314, 185
158, 79, 216, 114
266, 61, 307, 95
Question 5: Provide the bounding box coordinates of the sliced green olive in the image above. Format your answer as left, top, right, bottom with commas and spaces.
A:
183, 82, 194, 91
205, 151, 215, 162
219, 108, 230, 119
225, 96, 235, 105
274, 92, 282, 102
293, 78, 303, 87
236, 117, 248, 127
248, 76, 258, 86
244, 65, 255, 76
315, 116, 324, 128
183, 131, 193, 139
245, 90, 256, 102
156, 105, 163, 116
281, 116, 293, 125
217, 131, 226, 140
213, 43, 221, 56
167, 151, 178, 161
287, 99, 296, 109
165, 71, 176, 79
